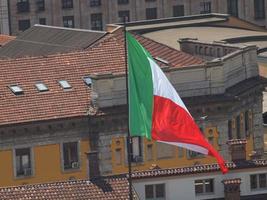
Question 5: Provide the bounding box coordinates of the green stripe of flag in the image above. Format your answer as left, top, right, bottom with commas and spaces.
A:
127, 32, 153, 140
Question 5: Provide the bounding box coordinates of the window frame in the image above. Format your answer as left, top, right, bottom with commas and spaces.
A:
145, 183, 166, 199
13, 147, 34, 178
250, 173, 267, 190
254, 0, 265, 19
118, 0, 129, 5
118, 10, 130, 22
91, 13, 103, 31
63, 16, 75, 28
227, 0, 238, 17
17, 0, 30, 13
200, 1, 211, 14
146, 7, 157, 20
173, 5, 184, 17
36, 0, 45, 11
62, 0, 73, 9
61, 141, 81, 172
195, 178, 214, 195
89, 0, 101, 7
18, 19, 31, 31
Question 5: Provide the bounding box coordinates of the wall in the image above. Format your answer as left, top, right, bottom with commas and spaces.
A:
0, 117, 90, 187
0, 0, 9, 34
133, 167, 267, 200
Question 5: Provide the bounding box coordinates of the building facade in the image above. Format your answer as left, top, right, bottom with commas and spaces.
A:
7, 0, 267, 35
0, 0, 9, 34
0, 22, 264, 187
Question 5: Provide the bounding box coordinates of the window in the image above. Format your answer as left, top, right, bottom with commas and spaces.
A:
187, 150, 203, 159
173, 5, 184, 17
39, 18, 46, 25
236, 115, 241, 139
200, 2, 211, 14
35, 82, 48, 92
91, 13, 103, 30
251, 174, 267, 189
118, 10, 130, 22
157, 142, 175, 159
9, 85, 24, 95
131, 136, 142, 162
146, 144, 153, 161
228, 120, 232, 139
36, 0, 45, 11
58, 80, 72, 89
18, 19, 30, 31
63, 142, 79, 170
145, 184, 165, 199
254, 0, 265, 19
178, 147, 184, 158
62, 0, 73, 9
17, 0, 30, 13
90, 0, 101, 7
227, 0, 238, 17
15, 148, 32, 177
146, 8, 157, 20
195, 179, 214, 194
115, 148, 122, 165
118, 0, 129, 4
63, 16, 74, 28
245, 110, 249, 133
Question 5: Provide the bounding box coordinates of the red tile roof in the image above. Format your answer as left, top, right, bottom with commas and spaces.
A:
0, 30, 204, 126
0, 177, 138, 200
0, 35, 15, 46
222, 178, 241, 185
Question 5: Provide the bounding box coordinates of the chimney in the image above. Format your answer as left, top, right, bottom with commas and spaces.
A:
222, 178, 241, 200
87, 151, 100, 180
227, 139, 247, 162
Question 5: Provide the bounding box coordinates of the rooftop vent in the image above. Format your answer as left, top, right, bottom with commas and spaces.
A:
83, 76, 92, 87
58, 80, 72, 90
35, 82, 48, 92
9, 85, 23, 95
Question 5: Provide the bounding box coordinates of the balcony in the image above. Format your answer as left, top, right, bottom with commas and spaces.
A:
17, 2, 30, 13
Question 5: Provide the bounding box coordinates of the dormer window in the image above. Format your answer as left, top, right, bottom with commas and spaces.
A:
9, 85, 24, 95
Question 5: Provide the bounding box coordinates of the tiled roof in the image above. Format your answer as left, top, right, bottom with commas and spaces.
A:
0, 29, 204, 126
0, 35, 15, 46
131, 160, 267, 179
0, 176, 138, 200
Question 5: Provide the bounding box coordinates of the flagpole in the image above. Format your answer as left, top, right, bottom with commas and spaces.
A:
123, 16, 133, 200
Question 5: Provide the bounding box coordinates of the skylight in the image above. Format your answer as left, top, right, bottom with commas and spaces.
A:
83, 76, 92, 87
9, 85, 23, 95
35, 82, 48, 92
58, 80, 72, 89
155, 57, 169, 65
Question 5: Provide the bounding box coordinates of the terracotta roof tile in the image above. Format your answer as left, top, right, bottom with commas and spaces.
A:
0, 35, 15, 46
222, 178, 241, 185
0, 177, 138, 200
227, 139, 247, 145
0, 30, 204, 126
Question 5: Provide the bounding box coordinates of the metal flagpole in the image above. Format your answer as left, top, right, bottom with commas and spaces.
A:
123, 16, 133, 200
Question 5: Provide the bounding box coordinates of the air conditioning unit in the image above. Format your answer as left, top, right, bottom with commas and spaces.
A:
23, 168, 32, 176
71, 162, 79, 169
133, 156, 143, 163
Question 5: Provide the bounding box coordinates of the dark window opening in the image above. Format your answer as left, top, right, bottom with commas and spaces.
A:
130, 136, 142, 162
227, 0, 238, 17
173, 5, 184, 17
17, 0, 30, 13
118, 10, 130, 22
90, 0, 101, 7
195, 179, 214, 194
200, 2, 211, 14
62, 0, 73, 9
63, 142, 79, 170
39, 18, 46, 25
145, 184, 165, 199
91, 13, 103, 30
15, 148, 32, 177
146, 7, 157, 20
254, 0, 265, 19
236, 115, 241, 139
228, 120, 232, 140
118, 0, 129, 4
63, 16, 74, 28
18, 19, 30, 31
36, 0, 45, 11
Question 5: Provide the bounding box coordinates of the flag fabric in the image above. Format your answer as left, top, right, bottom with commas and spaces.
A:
126, 32, 228, 174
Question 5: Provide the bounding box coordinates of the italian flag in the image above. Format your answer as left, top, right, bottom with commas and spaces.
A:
127, 32, 228, 174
